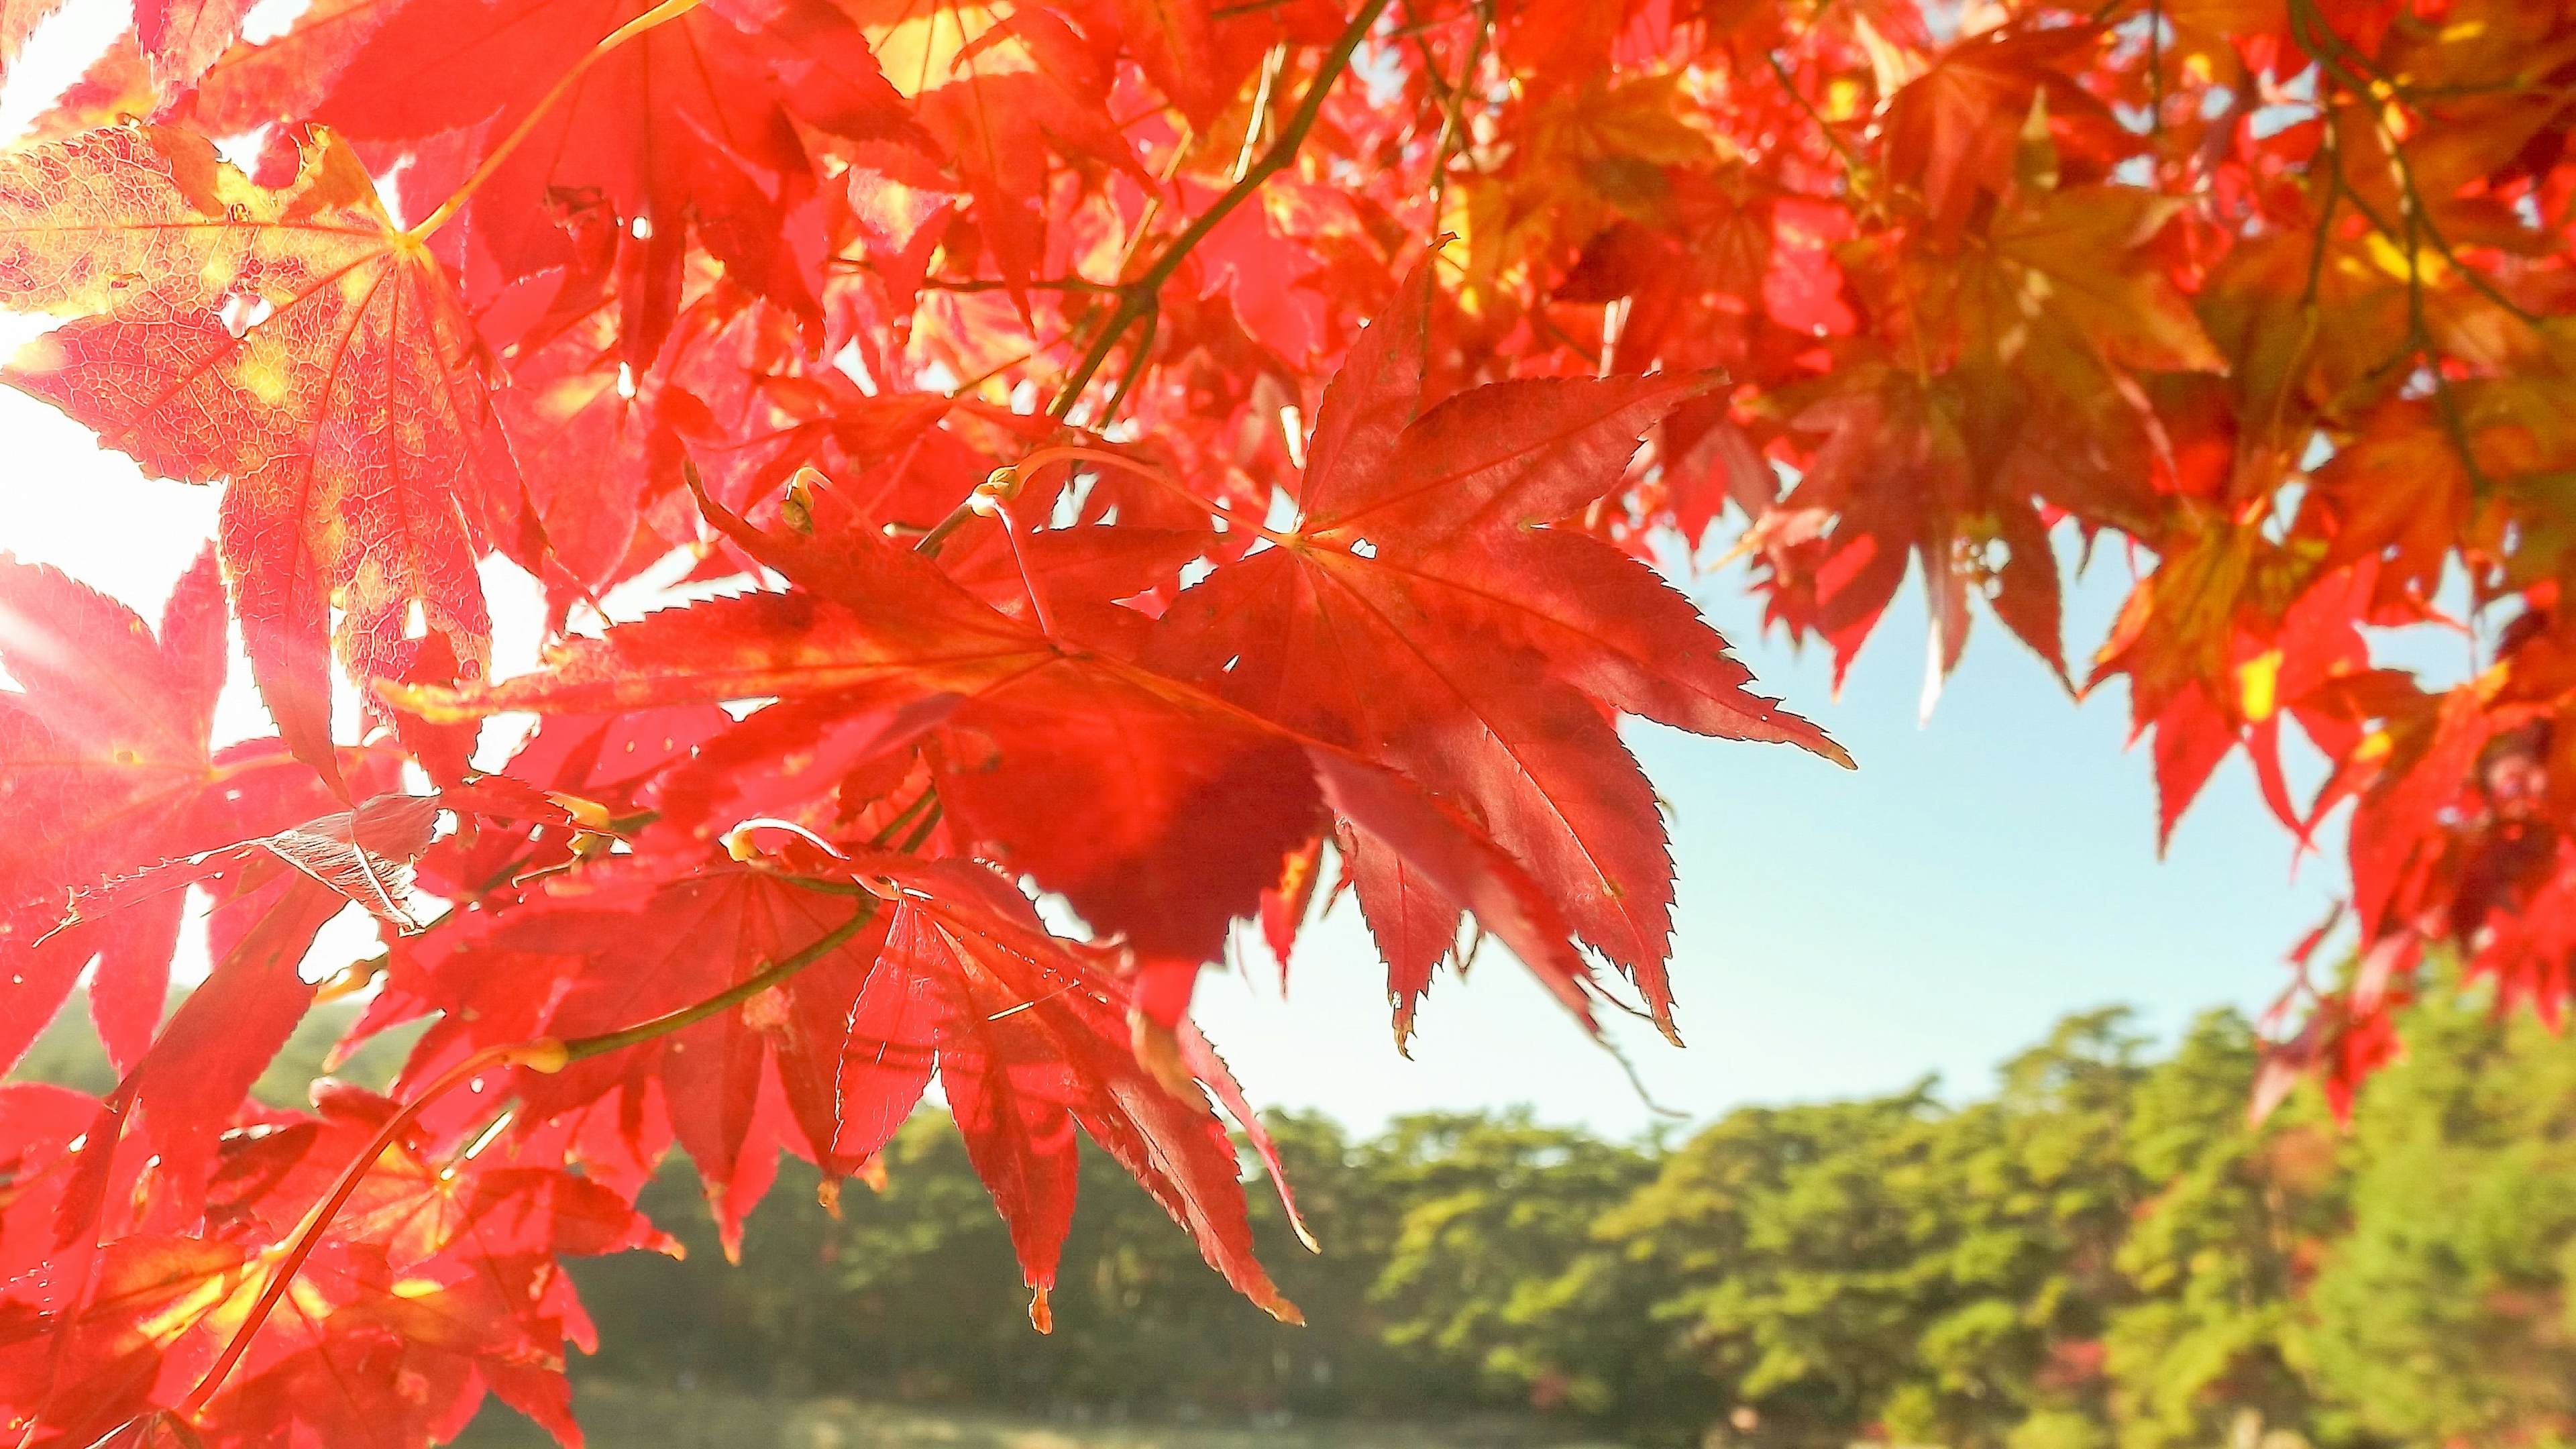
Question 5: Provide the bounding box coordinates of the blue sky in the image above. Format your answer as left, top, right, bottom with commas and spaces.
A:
1189, 545, 2356, 1135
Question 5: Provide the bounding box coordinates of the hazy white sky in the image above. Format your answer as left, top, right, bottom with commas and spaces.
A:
0, 13, 2404, 1134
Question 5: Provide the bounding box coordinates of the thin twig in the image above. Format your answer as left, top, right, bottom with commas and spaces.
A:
1426, 0, 1492, 215
2147, 0, 2164, 140
910, 276, 1120, 294
1233, 41, 1290, 182
1765, 50, 1866, 182
1102, 305, 1161, 421
2288, 0, 2508, 503
1048, 0, 1395, 424
561, 900, 879, 1063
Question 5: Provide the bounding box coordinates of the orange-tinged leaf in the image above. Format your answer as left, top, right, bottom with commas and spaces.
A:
0, 1234, 255, 1446
1987, 185, 2225, 374
849, 0, 1148, 309
2312, 402, 2475, 605
0, 0, 63, 79
1882, 23, 2124, 241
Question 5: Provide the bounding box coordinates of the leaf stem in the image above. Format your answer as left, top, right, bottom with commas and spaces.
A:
174, 890, 873, 1423
1426, 0, 1491, 214
1101, 305, 1161, 421
557, 898, 877, 1062
1765, 50, 1864, 184
870, 788, 941, 850
914, 445, 1175, 557
177, 1038, 562, 1419
1046, 0, 1393, 424
906, 275, 1120, 294
407, 0, 710, 241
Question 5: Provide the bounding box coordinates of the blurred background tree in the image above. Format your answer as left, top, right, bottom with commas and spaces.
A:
19, 961, 2576, 1448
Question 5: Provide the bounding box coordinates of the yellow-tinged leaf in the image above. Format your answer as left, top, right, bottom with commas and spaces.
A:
2240, 648, 2282, 721
1989, 184, 2226, 374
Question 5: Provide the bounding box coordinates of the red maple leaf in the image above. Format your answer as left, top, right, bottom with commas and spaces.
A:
1, 1080, 667, 1447
0, 552, 336, 1075
0, 125, 537, 788
223, 0, 918, 362
1150, 260, 1851, 1039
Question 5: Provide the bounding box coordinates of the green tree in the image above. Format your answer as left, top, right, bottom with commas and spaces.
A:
2103, 1011, 2334, 1449
1574, 1012, 2151, 1449
2304, 981, 2576, 1447
1907, 1011, 2147, 1449
1591, 1087, 1939, 1445
1360, 1110, 1665, 1416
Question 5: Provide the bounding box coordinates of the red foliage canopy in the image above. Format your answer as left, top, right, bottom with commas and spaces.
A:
2, 0, 2574, 1438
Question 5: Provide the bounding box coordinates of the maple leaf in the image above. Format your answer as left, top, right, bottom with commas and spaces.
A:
1150, 260, 1850, 1038
1882, 22, 2130, 241
2131, 562, 2381, 849
101, 865, 358, 1236
869, 861, 1297, 1327
0, 550, 223, 1074
1750, 364, 1976, 690
2310, 400, 2475, 610
0, 1085, 105, 1285
1979, 185, 2226, 374
847, 0, 1150, 310
382, 472, 1299, 968
136, 0, 258, 86
386, 467, 1612, 1030
233, 0, 918, 363
490, 299, 688, 599
0, 1081, 667, 1448
1077, 0, 1350, 131
0, 1233, 254, 1446
360, 841, 1301, 1316
206, 1083, 672, 1433
54, 790, 448, 938
0, 0, 60, 79
0, 552, 346, 1076
15, 30, 162, 146
0, 123, 531, 790
454, 858, 901, 1249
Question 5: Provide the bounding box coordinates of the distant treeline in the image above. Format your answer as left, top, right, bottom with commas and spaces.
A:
20, 976, 2576, 1449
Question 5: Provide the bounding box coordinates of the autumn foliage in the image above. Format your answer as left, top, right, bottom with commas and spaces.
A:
0, 0, 2571, 1438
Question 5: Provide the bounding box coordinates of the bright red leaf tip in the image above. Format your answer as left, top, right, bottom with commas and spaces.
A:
1153, 258, 1849, 1041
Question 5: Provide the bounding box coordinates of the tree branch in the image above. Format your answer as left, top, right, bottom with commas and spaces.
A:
1047, 0, 1395, 425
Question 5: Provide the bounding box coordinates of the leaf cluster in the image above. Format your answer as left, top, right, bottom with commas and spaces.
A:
7, 0, 2576, 1436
